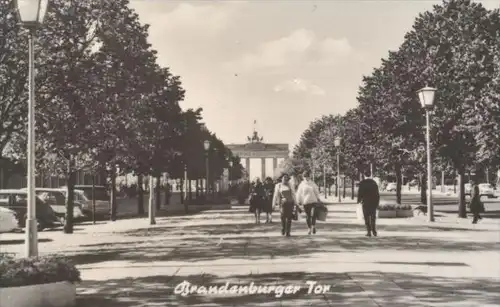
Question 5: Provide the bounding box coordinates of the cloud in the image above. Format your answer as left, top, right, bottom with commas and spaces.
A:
227, 28, 355, 72
163, 3, 231, 34
317, 37, 353, 65
131, 2, 244, 39
234, 29, 315, 71
273, 78, 326, 96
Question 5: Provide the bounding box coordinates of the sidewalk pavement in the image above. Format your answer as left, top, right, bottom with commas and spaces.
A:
115, 196, 230, 218
2, 204, 499, 306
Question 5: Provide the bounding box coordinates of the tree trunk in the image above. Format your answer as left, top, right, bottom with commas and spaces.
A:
148, 175, 156, 225
420, 174, 426, 205
164, 182, 170, 206
137, 174, 145, 215
351, 176, 355, 199
155, 175, 161, 211
334, 178, 338, 197
196, 179, 200, 198
64, 157, 75, 234
184, 167, 189, 213
200, 179, 204, 199
342, 177, 346, 199
180, 177, 184, 205
98, 168, 107, 185
453, 170, 457, 194
458, 167, 467, 218
0, 165, 4, 189
164, 175, 170, 206
395, 161, 402, 205
188, 179, 193, 201
110, 166, 117, 221
90, 174, 97, 224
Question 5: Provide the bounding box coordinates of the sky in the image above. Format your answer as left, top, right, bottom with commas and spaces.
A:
129, 0, 500, 151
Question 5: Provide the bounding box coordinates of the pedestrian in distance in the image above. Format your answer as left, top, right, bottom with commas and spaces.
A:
296, 170, 322, 235
469, 180, 484, 224
272, 174, 297, 237
263, 177, 275, 223
249, 177, 266, 224
357, 178, 380, 237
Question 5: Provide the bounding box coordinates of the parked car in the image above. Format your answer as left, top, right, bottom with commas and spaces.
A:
464, 183, 472, 195
479, 183, 495, 198
0, 189, 62, 230
32, 188, 85, 224
464, 183, 495, 198
61, 185, 111, 217
385, 182, 397, 192
0, 206, 18, 233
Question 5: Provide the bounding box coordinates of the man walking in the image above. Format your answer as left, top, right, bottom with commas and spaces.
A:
297, 171, 322, 235
357, 178, 380, 237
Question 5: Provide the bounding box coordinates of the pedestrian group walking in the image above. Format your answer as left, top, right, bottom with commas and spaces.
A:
247, 172, 380, 238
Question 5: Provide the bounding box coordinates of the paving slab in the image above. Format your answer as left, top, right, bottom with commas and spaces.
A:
2, 204, 499, 306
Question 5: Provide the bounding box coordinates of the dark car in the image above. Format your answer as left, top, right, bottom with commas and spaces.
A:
32, 188, 86, 224
61, 185, 111, 217
0, 189, 62, 231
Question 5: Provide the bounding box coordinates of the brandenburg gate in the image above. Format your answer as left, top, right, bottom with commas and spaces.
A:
226, 129, 289, 180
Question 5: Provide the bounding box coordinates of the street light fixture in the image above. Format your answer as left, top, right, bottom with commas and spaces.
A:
204, 140, 210, 198
417, 86, 436, 222
15, 0, 49, 258
334, 136, 342, 203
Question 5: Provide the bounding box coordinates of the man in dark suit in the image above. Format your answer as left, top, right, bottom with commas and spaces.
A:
357, 178, 380, 237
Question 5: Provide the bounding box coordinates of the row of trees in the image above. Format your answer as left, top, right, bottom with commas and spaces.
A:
0, 0, 243, 232
291, 0, 500, 217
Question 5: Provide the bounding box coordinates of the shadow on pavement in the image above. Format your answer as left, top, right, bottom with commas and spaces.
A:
438, 209, 500, 219
75, 271, 500, 307
375, 261, 468, 267
0, 238, 53, 245
61, 219, 499, 265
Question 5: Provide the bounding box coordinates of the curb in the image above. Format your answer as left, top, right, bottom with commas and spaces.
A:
113, 204, 232, 220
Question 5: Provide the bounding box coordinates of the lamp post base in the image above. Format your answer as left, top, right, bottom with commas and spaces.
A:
25, 218, 38, 257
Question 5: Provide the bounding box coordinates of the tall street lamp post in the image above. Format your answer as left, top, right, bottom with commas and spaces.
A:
417, 86, 437, 222
334, 136, 341, 203
16, 0, 49, 258
204, 140, 210, 200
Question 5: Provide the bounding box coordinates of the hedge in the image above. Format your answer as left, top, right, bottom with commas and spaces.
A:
0, 253, 81, 288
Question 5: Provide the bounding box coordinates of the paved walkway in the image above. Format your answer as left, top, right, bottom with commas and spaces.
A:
1, 203, 499, 306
